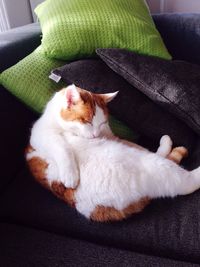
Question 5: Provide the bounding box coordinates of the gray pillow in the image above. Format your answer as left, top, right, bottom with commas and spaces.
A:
96, 48, 200, 136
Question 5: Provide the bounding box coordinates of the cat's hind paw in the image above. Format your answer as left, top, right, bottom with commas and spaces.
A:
157, 135, 173, 157
168, 146, 188, 164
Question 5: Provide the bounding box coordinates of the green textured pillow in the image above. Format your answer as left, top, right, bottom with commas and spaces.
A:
109, 115, 139, 142
35, 0, 171, 60
0, 47, 64, 113
0, 47, 138, 141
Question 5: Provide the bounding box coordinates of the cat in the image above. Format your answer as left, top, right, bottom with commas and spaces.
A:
26, 84, 196, 222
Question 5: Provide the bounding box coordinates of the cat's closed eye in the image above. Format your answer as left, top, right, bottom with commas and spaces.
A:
81, 118, 92, 125
99, 120, 108, 127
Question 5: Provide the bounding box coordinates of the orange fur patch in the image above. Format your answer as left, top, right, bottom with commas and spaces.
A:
167, 146, 188, 164
27, 156, 49, 189
24, 145, 34, 154
60, 87, 108, 123
26, 146, 76, 207
90, 197, 150, 222
93, 93, 108, 117
51, 181, 76, 207
63, 188, 76, 207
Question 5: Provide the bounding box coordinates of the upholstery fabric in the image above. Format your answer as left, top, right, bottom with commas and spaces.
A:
0, 86, 37, 193
1, 223, 196, 267
35, 0, 171, 60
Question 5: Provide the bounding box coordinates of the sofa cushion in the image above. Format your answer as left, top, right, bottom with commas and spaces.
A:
35, 0, 171, 60
0, 223, 195, 267
0, 23, 41, 72
1, 165, 200, 264
153, 13, 200, 65
0, 86, 37, 193
0, 46, 64, 113
97, 48, 200, 136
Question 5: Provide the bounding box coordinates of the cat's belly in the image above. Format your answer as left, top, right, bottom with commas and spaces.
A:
68, 137, 147, 216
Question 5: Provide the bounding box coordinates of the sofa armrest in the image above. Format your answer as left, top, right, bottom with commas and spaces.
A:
0, 23, 41, 193
153, 13, 200, 65
0, 86, 37, 194
0, 23, 41, 72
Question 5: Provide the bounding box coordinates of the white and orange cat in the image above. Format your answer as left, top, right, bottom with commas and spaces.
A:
26, 85, 198, 222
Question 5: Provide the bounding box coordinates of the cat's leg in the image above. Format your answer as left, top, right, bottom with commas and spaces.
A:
30, 129, 79, 188
141, 155, 200, 198
156, 135, 173, 157
121, 134, 187, 165
172, 167, 200, 196
167, 146, 188, 164
45, 138, 79, 188
26, 146, 76, 206
157, 135, 188, 163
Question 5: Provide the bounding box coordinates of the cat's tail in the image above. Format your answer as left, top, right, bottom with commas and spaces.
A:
141, 154, 200, 199
161, 166, 200, 197
184, 167, 200, 195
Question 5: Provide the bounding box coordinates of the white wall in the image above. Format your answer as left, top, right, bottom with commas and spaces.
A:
147, 0, 200, 13
4, 0, 33, 28
146, 0, 161, 13
30, 0, 200, 18
165, 0, 200, 13
2, 0, 200, 31
30, 0, 44, 21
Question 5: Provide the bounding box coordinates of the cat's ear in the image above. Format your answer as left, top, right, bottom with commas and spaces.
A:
65, 84, 80, 107
100, 91, 119, 103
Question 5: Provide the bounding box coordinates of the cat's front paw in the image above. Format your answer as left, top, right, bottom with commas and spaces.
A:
59, 166, 80, 189
46, 161, 59, 181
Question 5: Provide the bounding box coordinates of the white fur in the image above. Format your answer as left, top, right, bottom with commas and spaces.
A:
156, 135, 173, 157
28, 85, 200, 219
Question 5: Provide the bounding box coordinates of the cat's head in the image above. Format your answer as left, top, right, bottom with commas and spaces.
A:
54, 85, 118, 139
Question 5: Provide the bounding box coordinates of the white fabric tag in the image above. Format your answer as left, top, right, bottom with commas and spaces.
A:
49, 72, 61, 83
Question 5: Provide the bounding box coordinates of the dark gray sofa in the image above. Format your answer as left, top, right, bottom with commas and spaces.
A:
1, 14, 200, 266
